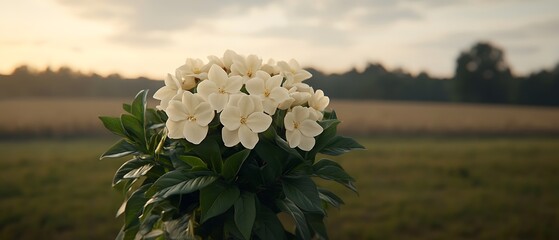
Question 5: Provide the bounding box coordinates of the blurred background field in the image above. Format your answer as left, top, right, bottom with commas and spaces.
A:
1, 137, 559, 240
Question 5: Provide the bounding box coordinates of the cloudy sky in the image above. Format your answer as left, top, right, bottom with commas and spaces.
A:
1, 0, 558, 79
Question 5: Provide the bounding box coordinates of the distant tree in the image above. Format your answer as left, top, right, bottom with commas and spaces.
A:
453, 42, 513, 103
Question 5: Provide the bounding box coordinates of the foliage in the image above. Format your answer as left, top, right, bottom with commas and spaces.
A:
99, 51, 363, 240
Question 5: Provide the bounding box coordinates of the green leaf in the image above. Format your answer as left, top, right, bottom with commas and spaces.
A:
193, 139, 222, 173
178, 155, 207, 168
305, 213, 328, 240
254, 206, 286, 240
313, 159, 357, 193
282, 177, 323, 213
222, 149, 251, 180
131, 89, 148, 120
124, 184, 151, 231
318, 188, 344, 209
100, 139, 137, 159
121, 114, 144, 140
234, 192, 256, 240
147, 169, 217, 198
113, 158, 153, 185
313, 159, 354, 182
123, 103, 132, 113
200, 182, 240, 223
277, 199, 311, 240
254, 139, 286, 184
322, 109, 337, 120
307, 120, 340, 160
99, 116, 126, 137
320, 136, 364, 156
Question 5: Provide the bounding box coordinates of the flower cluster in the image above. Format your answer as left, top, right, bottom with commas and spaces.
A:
154, 50, 330, 150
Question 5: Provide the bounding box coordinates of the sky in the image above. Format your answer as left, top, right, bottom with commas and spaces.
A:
1, 0, 558, 79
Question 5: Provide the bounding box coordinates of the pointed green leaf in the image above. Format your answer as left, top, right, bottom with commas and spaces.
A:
277, 199, 311, 240
123, 103, 132, 113
305, 213, 328, 240
193, 139, 222, 173
234, 192, 256, 240
307, 119, 340, 160
222, 149, 251, 180
99, 116, 126, 137
124, 184, 151, 230
131, 89, 148, 120
282, 177, 323, 213
254, 206, 286, 240
100, 139, 137, 159
178, 155, 207, 168
147, 169, 217, 198
200, 183, 240, 223
320, 136, 364, 156
318, 188, 344, 209
113, 158, 152, 185
121, 114, 144, 140
313, 159, 357, 193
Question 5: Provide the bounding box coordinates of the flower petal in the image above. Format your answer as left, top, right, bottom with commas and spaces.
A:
286, 129, 301, 148
225, 76, 244, 93
300, 120, 323, 137
195, 102, 215, 126
291, 106, 310, 122
269, 87, 290, 103
208, 64, 228, 86
245, 77, 265, 95
196, 80, 217, 100
284, 111, 295, 131
166, 120, 185, 139
222, 128, 239, 147
239, 124, 258, 149
166, 100, 187, 121
262, 99, 277, 115
183, 121, 208, 144
220, 106, 241, 130
267, 75, 283, 89
298, 136, 316, 151
238, 95, 255, 117
255, 70, 271, 80
246, 112, 272, 133
208, 93, 229, 112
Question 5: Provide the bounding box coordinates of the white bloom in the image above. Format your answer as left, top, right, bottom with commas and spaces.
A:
207, 50, 243, 73
278, 83, 314, 110
197, 64, 243, 112
308, 89, 330, 120
246, 71, 290, 115
165, 92, 215, 144
278, 59, 312, 88
153, 73, 184, 110
261, 58, 280, 76
176, 58, 208, 90
284, 106, 323, 151
220, 95, 272, 149
231, 54, 262, 81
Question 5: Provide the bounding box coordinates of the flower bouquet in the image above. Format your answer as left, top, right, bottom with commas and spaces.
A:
99, 50, 363, 240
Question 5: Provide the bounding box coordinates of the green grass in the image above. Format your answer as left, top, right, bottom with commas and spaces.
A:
1, 137, 559, 239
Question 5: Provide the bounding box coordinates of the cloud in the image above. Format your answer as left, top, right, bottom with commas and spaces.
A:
55, 0, 426, 46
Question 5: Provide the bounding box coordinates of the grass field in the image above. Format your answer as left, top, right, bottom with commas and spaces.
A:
1, 137, 558, 240
2, 98, 559, 137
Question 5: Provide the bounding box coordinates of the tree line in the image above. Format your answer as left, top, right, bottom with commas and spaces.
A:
1, 41, 558, 106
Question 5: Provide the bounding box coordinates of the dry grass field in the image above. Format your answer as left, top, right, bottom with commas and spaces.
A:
1, 98, 559, 137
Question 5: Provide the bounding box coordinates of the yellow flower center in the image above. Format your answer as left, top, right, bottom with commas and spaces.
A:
293, 121, 299, 129
218, 88, 226, 94
187, 116, 196, 121
264, 89, 270, 97
240, 117, 247, 124
247, 69, 253, 78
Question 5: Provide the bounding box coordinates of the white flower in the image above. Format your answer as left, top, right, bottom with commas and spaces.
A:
153, 73, 184, 110
220, 95, 272, 149
278, 59, 312, 88
278, 83, 314, 110
197, 64, 243, 112
165, 92, 215, 144
261, 58, 280, 76
246, 71, 290, 115
231, 54, 262, 81
207, 50, 242, 73
308, 89, 330, 120
176, 58, 208, 90
284, 106, 323, 151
